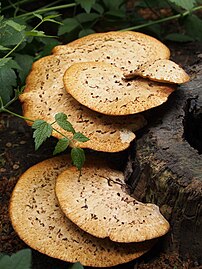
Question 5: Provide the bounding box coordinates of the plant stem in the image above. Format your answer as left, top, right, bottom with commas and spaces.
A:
2, 108, 34, 122
2, 36, 25, 60
121, 5, 202, 31
15, 3, 77, 20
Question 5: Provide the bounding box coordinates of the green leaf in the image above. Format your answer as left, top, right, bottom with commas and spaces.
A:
0, 249, 32, 269
75, 0, 96, 13
55, 112, 75, 133
92, 3, 104, 14
76, 12, 100, 23
43, 14, 62, 25
78, 28, 95, 38
0, 45, 10, 51
53, 138, 70, 155
14, 54, 34, 83
105, 10, 126, 18
168, 0, 196, 10
184, 14, 202, 41
32, 120, 53, 150
73, 132, 89, 142
102, 0, 125, 10
0, 59, 17, 104
71, 147, 85, 170
136, 0, 169, 8
58, 18, 79, 35
0, 24, 25, 46
0, 58, 11, 68
5, 20, 26, 31
38, 37, 61, 57
69, 262, 84, 269
165, 33, 194, 42
33, 13, 43, 20
25, 30, 47, 37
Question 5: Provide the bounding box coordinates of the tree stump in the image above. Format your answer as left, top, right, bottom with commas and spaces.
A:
126, 62, 202, 265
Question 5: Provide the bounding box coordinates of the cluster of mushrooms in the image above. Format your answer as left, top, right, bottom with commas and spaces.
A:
10, 31, 189, 267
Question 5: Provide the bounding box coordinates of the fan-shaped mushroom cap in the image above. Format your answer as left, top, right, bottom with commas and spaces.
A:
20, 55, 146, 152
9, 156, 154, 267
63, 62, 175, 116
52, 31, 170, 74
124, 59, 190, 84
55, 158, 170, 243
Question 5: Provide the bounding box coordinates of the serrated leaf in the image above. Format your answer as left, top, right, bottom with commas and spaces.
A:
58, 18, 79, 35
69, 262, 84, 269
0, 249, 32, 269
168, 0, 196, 10
165, 33, 194, 42
5, 20, 26, 31
32, 120, 53, 150
73, 132, 89, 142
53, 138, 70, 155
71, 147, 85, 170
0, 60, 17, 104
55, 112, 75, 133
14, 54, 34, 83
75, 0, 96, 13
32, 119, 45, 129
79, 28, 95, 38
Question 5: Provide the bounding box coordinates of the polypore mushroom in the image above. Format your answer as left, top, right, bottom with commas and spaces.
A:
55, 157, 170, 243
52, 31, 170, 74
9, 156, 154, 267
20, 55, 146, 152
63, 61, 175, 116
124, 59, 190, 83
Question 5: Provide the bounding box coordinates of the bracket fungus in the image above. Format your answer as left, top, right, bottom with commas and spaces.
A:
52, 31, 170, 72
63, 61, 175, 115
10, 31, 191, 267
124, 59, 190, 84
9, 156, 155, 267
55, 158, 170, 243
20, 55, 146, 153
20, 31, 189, 152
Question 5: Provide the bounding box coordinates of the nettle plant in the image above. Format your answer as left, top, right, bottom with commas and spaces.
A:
0, 0, 201, 168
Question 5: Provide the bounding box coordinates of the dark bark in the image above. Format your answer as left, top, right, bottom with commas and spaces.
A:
126, 63, 202, 264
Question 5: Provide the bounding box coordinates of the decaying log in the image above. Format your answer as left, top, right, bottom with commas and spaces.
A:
126, 63, 202, 264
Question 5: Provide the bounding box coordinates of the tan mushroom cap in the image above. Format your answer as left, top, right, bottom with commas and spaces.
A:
55, 158, 170, 243
52, 31, 170, 74
124, 59, 190, 84
63, 62, 175, 116
9, 156, 155, 267
20, 55, 146, 153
